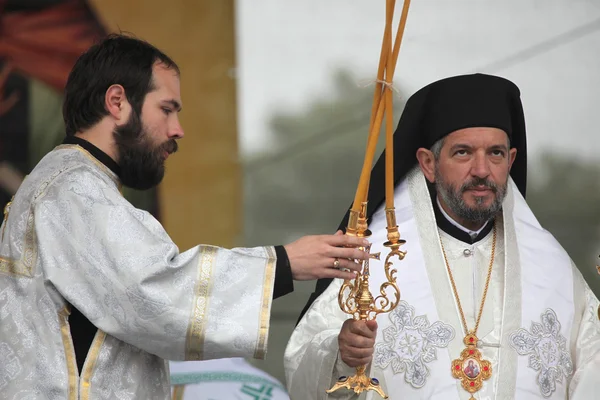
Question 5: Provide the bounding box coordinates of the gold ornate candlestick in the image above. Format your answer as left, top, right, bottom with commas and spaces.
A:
326, 208, 406, 399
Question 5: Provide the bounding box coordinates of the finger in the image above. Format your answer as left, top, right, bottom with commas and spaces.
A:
328, 269, 357, 280
342, 334, 375, 349
334, 230, 344, 236
321, 268, 357, 280
366, 320, 378, 332
325, 234, 370, 248
341, 356, 373, 368
330, 247, 370, 261
341, 345, 374, 359
336, 258, 362, 272
349, 321, 378, 339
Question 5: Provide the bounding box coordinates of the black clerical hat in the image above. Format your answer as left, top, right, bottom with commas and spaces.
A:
348, 73, 527, 227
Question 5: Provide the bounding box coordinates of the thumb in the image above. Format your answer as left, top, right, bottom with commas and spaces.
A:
366, 320, 378, 332
334, 230, 344, 236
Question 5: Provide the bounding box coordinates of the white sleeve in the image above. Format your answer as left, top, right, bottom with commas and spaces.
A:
284, 279, 360, 400
569, 284, 600, 399
35, 167, 276, 361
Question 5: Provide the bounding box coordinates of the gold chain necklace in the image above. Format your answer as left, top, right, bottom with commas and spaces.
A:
440, 223, 496, 400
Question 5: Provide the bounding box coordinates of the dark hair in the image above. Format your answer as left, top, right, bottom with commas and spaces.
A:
63, 33, 180, 136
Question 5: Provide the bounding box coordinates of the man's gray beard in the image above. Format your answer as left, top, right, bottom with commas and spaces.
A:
434, 168, 507, 225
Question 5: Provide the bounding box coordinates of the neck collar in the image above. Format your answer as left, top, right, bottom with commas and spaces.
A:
62, 136, 121, 178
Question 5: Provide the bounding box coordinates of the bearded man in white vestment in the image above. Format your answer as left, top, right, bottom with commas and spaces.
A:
284, 74, 600, 399
0, 34, 372, 400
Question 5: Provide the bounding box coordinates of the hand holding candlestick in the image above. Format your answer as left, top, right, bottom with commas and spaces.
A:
326, 240, 405, 398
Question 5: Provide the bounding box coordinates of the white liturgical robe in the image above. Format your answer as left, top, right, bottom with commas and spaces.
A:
284, 168, 600, 400
0, 144, 277, 399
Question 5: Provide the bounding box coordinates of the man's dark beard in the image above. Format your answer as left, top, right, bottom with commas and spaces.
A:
113, 110, 178, 190
435, 168, 507, 225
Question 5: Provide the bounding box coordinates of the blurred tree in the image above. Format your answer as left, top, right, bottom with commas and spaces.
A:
243, 69, 405, 247
527, 153, 600, 295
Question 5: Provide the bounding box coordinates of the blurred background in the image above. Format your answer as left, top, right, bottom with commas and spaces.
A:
1, 0, 600, 390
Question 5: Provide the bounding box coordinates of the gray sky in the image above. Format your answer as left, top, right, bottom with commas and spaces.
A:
236, 0, 600, 161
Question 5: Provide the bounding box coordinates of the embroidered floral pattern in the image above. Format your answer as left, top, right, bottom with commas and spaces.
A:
373, 300, 455, 388
509, 309, 573, 398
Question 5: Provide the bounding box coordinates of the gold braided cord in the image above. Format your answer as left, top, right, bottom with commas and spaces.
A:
440, 223, 496, 336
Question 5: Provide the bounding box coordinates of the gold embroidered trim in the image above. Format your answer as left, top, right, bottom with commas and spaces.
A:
58, 144, 120, 186
1, 196, 13, 241
0, 258, 24, 277
254, 247, 276, 359
171, 385, 186, 400
0, 210, 37, 277
185, 246, 217, 360
22, 211, 37, 274
0, 146, 92, 278
58, 306, 78, 399
80, 330, 106, 400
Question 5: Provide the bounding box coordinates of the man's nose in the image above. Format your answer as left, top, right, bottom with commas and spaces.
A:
168, 118, 184, 139
471, 153, 490, 178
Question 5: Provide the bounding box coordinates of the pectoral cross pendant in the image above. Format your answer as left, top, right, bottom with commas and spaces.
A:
450, 333, 492, 399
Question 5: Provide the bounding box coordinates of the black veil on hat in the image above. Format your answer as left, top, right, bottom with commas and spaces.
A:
298, 73, 527, 323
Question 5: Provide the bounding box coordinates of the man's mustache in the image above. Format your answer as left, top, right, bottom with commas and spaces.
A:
460, 177, 498, 193
159, 139, 178, 155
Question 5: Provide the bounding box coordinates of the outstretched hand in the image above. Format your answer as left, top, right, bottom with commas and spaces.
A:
284, 230, 369, 281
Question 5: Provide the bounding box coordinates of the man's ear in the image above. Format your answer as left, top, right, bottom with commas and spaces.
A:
508, 148, 517, 170
105, 84, 131, 123
416, 148, 436, 183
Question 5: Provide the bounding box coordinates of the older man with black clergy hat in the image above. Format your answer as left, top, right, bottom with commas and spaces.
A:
284, 73, 600, 400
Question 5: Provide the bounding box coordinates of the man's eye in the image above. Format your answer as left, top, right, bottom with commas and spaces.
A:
162, 108, 172, 115
491, 150, 505, 157
454, 150, 468, 156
